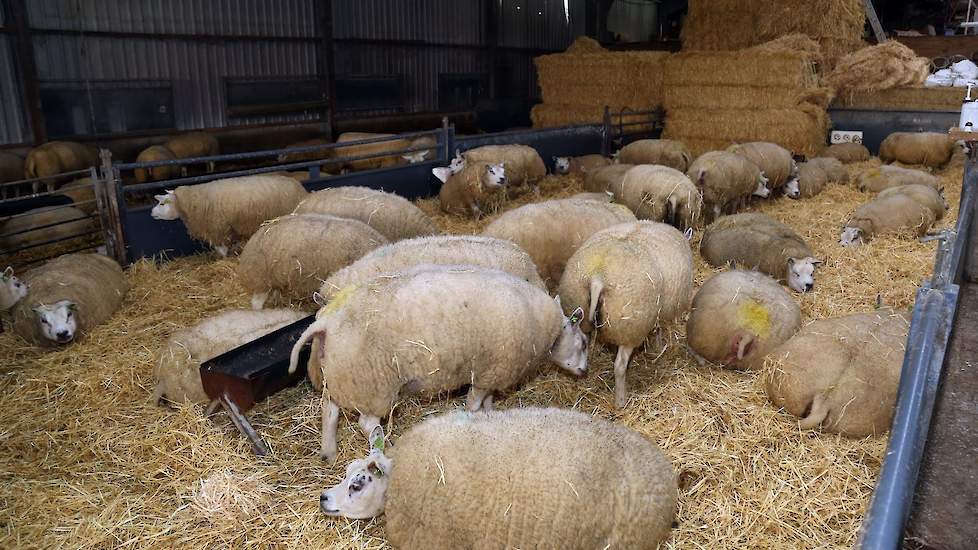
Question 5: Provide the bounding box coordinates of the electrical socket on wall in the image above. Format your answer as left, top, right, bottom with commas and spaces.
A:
831, 131, 863, 144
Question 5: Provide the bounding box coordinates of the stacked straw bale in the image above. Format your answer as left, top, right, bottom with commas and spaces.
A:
661, 47, 831, 156
832, 87, 966, 112
532, 38, 668, 128
825, 41, 930, 93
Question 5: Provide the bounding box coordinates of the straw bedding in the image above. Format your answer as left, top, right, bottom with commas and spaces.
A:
0, 157, 965, 548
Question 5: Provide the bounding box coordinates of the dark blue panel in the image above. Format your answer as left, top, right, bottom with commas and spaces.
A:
0, 194, 73, 217
828, 110, 961, 156
122, 204, 207, 263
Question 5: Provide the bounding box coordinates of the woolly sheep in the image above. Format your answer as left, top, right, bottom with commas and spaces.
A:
616, 139, 692, 172
686, 270, 801, 370
134, 145, 179, 183
293, 186, 438, 241
879, 131, 955, 168
482, 198, 637, 287
727, 141, 798, 192
0, 206, 96, 253
288, 264, 588, 459
856, 164, 941, 193
701, 213, 821, 293
785, 161, 828, 199
321, 407, 678, 549
553, 154, 611, 176
687, 151, 768, 221
237, 214, 388, 309
877, 184, 948, 218
150, 174, 308, 257
277, 137, 333, 164
25, 141, 98, 193
9, 253, 128, 347
839, 194, 937, 246
613, 164, 703, 230
558, 221, 693, 407
765, 308, 910, 436
164, 131, 220, 161
569, 191, 614, 202
583, 163, 634, 193
461, 144, 546, 192
433, 160, 506, 219
822, 142, 870, 163
135, 133, 220, 183
0, 266, 27, 312
152, 308, 306, 404
806, 157, 849, 184
334, 132, 411, 172
57, 177, 96, 214
402, 135, 437, 164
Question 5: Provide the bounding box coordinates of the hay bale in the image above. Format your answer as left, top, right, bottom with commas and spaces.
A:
664, 51, 819, 89
663, 108, 829, 157
832, 87, 966, 112
825, 41, 930, 93
531, 104, 655, 130
565, 36, 605, 54
535, 51, 668, 108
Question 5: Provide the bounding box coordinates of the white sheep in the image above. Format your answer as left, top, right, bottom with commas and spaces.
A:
0, 206, 96, 253
701, 213, 821, 293
613, 164, 703, 230
287, 264, 588, 459
433, 160, 506, 219
135, 132, 220, 183
8, 253, 128, 347
879, 131, 956, 168
616, 139, 692, 172
686, 151, 768, 220
460, 144, 546, 193
558, 221, 693, 407
727, 141, 798, 194
25, 141, 98, 192
150, 174, 308, 257
553, 154, 611, 176
877, 184, 948, 217
583, 163, 634, 193
320, 407, 677, 549
0, 266, 27, 312
292, 186, 438, 241
840, 193, 938, 246
784, 161, 828, 199
856, 165, 941, 193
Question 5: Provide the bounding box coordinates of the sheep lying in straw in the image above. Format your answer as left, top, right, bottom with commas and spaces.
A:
25, 141, 98, 192
727, 142, 797, 194
615, 139, 692, 172
785, 161, 828, 199
583, 163, 634, 193
0, 266, 27, 313
856, 165, 941, 193
433, 160, 506, 219
135, 132, 220, 183
333, 132, 410, 172
153, 308, 306, 404
482, 198, 637, 287
612, 165, 702, 230
553, 154, 611, 176
460, 145, 546, 193
293, 186, 438, 242
701, 213, 821, 293
0, 206, 96, 253
9, 253, 128, 347
236, 214, 388, 309
879, 132, 957, 168
558, 221, 693, 408
840, 193, 939, 246
806, 157, 849, 184
821, 143, 870, 163
320, 408, 677, 549
686, 270, 801, 371
877, 184, 948, 219
765, 308, 910, 436
150, 174, 308, 257
288, 264, 588, 460
687, 151, 768, 221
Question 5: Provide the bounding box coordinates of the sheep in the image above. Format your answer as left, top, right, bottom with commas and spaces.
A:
822, 143, 870, 163
320, 407, 677, 549
879, 131, 956, 168
583, 163, 634, 193
569, 191, 613, 202
152, 308, 306, 404
612, 164, 703, 230
293, 186, 438, 241
616, 139, 692, 172
686, 270, 802, 370
877, 184, 948, 219
237, 213, 388, 309
461, 144, 546, 194
687, 151, 768, 221
277, 138, 333, 164
25, 141, 99, 193
0, 266, 27, 313
135, 133, 220, 183
727, 141, 798, 193
482, 198, 637, 287
839, 193, 938, 246
784, 161, 828, 199
856, 165, 941, 193
288, 264, 588, 459
8, 253, 128, 347
701, 213, 821, 293
334, 132, 411, 172
433, 160, 506, 219
150, 174, 308, 257
553, 154, 611, 176
806, 157, 849, 184
0, 206, 96, 253
402, 135, 438, 164
134, 145, 179, 183
558, 221, 693, 407
765, 308, 910, 436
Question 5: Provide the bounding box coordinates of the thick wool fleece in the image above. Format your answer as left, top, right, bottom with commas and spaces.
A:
687, 151, 762, 218
857, 165, 941, 193
845, 194, 937, 241
614, 165, 702, 229
727, 141, 795, 189
616, 139, 692, 172
879, 131, 955, 168
700, 212, 814, 284
293, 186, 438, 241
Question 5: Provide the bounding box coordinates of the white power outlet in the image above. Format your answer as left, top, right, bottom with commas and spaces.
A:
831, 131, 863, 144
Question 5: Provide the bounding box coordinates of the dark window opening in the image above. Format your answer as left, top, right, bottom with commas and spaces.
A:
335, 75, 405, 114
39, 80, 174, 138
439, 73, 488, 111
225, 76, 325, 118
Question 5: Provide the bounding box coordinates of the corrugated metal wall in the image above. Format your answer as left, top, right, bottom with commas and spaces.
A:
0, 1, 33, 145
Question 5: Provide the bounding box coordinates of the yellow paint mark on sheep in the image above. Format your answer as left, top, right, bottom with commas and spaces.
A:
583, 246, 612, 276
736, 300, 771, 338
321, 284, 358, 315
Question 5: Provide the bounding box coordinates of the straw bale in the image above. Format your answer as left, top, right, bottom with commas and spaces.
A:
663, 108, 829, 157
832, 87, 966, 112
664, 84, 834, 112
293, 186, 438, 241
825, 41, 930, 93
535, 51, 667, 107
0, 157, 964, 549
531, 103, 655, 130
745, 34, 825, 67
665, 51, 819, 89
565, 36, 605, 54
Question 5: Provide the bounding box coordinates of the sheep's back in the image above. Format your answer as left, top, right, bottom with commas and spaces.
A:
164, 132, 219, 159
727, 142, 794, 187
616, 165, 701, 224
584, 163, 633, 192
796, 162, 828, 198
877, 184, 946, 219
851, 194, 936, 237
294, 186, 437, 241
0, 206, 96, 251
822, 143, 869, 163
617, 139, 691, 172
701, 213, 811, 280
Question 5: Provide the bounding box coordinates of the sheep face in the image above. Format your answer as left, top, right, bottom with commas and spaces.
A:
320, 448, 392, 519
553, 156, 571, 175
151, 192, 180, 220
752, 177, 771, 198
549, 299, 588, 377
0, 267, 27, 311
449, 150, 465, 174
786, 257, 821, 293
939, 187, 950, 210
839, 227, 864, 247
402, 150, 428, 164
484, 163, 506, 188
784, 178, 801, 199
32, 300, 78, 344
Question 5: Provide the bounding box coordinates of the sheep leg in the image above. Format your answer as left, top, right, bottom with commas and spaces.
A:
321, 399, 340, 461
207, 161, 216, 173
466, 386, 491, 411
614, 345, 635, 409
481, 393, 494, 411
688, 347, 708, 367
250, 291, 270, 310
214, 245, 229, 258
357, 414, 381, 442
151, 382, 165, 405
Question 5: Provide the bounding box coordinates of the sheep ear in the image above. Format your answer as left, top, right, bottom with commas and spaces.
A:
939, 186, 945, 194
787, 258, 796, 267
66, 302, 78, 312
569, 307, 584, 326
808, 257, 823, 266
683, 227, 694, 241
153, 194, 167, 203
431, 167, 451, 184
1, 266, 11, 280
554, 294, 562, 308
369, 425, 386, 453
